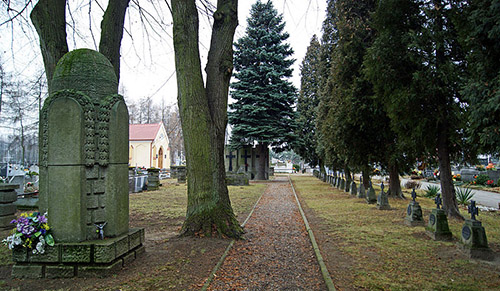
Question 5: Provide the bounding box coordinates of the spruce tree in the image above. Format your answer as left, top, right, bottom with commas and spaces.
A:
229, 0, 297, 180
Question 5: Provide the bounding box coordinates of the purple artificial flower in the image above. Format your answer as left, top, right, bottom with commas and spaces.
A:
38, 215, 47, 224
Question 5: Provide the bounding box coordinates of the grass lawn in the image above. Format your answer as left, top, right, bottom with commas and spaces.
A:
291, 175, 500, 290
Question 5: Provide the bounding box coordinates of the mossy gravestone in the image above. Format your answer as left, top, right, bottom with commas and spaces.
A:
459, 201, 493, 260
12, 49, 144, 279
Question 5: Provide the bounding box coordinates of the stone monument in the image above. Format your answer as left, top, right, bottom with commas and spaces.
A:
366, 181, 377, 204
376, 183, 391, 210
459, 200, 493, 260
426, 193, 452, 241
405, 189, 424, 226
11, 49, 144, 278
339, 176, 345, 190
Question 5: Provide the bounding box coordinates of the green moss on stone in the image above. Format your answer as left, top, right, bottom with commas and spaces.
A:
51, 49, 118, 100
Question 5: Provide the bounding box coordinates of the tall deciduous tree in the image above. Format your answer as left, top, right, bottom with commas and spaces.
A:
30, 0, 130, 91
229, 0, 297, 180
172, 0, 243, 237
295, 35, 323, 169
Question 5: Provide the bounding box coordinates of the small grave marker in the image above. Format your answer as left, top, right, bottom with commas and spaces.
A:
365, 181, 377, 204
426, 194, 452, 240
405, 189, 424, 226
376, 183, 390, 210
459, 200, 493, 260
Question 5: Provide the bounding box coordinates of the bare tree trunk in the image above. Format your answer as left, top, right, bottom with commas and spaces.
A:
99, 0, 131, 82
437, 122, 463, 219
30, 0, 68, 92
255, 143, 268, 180
172, 0, 243, 238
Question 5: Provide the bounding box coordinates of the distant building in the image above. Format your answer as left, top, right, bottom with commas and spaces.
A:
129, 123, 171, 169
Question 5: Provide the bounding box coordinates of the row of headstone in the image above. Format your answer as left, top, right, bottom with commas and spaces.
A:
316, 172, 494, 261
320, 174, 379, 205
405, 190, 493, 261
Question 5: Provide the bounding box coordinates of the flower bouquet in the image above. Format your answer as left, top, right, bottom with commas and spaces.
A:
3, 212, 54, 254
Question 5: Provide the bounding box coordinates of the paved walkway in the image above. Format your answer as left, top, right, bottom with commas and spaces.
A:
208, 177, 326, 290
401, 178, 500, 209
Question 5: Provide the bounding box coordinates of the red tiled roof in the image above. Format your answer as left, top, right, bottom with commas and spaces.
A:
129, 123, 162, 141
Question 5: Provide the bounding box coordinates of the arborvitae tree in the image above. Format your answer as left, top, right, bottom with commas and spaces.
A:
461, 0, 500, 154
316, 0, 342, 178
229, 0, 297, 180
366, 0, 465, 218
294, 35, 323, 168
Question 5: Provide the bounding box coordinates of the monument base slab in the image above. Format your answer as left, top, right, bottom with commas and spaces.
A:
11, 228, 145, 278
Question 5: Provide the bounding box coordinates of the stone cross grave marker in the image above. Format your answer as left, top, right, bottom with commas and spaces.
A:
468, 200, 479, 220
241, 149, 251, 172
405, 189, 424, 226
426, 193, 452, 241
376, 183, 391, 210
459, 200, 493, 260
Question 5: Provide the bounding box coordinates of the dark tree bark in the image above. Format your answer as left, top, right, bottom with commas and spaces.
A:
255, 142, 268, 180
344, 166, 351, 192
362, 166, 371, 189
432, 0, 463, 220
30, 0, 68, 91
172, 0, 243, 238
318, 159, 326, 182
99, 0, 131, 82
438, 121, 463, 219
387, 162, 404, 198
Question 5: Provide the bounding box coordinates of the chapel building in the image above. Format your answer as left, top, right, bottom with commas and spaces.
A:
129, 123, 171, 169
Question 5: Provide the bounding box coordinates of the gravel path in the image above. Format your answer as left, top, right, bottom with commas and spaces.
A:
208, 177, 326, 290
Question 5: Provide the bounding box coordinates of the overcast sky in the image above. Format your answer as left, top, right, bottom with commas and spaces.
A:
0, 0, 326, 107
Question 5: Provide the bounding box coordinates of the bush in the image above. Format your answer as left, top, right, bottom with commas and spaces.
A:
474, 174, 489, 185
456, 187, 474, 206
404, 180, 421, 189
424, 185, 440, 198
